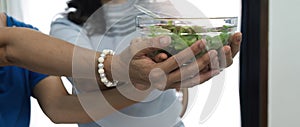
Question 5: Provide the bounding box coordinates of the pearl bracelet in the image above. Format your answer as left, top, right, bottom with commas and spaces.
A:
97, 49, 118, 87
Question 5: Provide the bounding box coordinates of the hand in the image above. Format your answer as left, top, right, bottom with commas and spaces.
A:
0, 13, 7, 27
154, 32, 243, 72
109, 36, 220, 91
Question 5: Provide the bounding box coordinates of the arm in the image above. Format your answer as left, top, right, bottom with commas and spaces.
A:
33, 76, 142, 123
0, 27, 75, 75
0, 26, 221, 90
0, 27, 117, 90
0, 12, 76, 75
0, 12, 221, 90
0, 13, 6, 27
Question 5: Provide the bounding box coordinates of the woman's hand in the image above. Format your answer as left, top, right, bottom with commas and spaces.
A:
109, 36, 220, 91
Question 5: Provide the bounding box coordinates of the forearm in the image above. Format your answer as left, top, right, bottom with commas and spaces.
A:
35, 76, 142, 124
0, 27, 75, 75
0, 27, 107, 78
0, 27, 119, 90
48, 88, 138, 123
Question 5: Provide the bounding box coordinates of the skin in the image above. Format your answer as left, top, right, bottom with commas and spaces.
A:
33, 76, 142, 123
0, 11, 242, 124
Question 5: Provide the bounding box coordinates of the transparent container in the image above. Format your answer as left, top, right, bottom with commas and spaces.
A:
136, 15, 238, 56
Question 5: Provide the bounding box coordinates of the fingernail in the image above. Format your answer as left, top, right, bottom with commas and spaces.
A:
199, 39, 206, 49
236, 33, 242, 42
160, 36, 171, 46
224, 46, 231, 55
209, 50, 218, 57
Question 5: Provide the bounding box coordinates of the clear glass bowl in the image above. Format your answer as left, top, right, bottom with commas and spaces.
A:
136, 15, 238, 56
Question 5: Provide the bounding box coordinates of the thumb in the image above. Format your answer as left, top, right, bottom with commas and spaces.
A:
229, 32, 242, 57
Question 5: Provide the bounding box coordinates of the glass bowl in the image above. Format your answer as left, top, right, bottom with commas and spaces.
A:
136, 15, 238, 57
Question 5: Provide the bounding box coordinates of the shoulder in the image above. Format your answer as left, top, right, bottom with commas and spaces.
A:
50, 14, 84, 43
51, 14, 81, 31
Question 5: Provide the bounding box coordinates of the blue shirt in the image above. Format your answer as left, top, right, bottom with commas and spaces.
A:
0, 14, 47, 127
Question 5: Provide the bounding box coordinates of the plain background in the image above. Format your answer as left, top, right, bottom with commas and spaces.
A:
269, 0, 300, 127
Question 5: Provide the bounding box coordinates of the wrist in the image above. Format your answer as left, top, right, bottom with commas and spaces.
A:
95, 52, 111, 90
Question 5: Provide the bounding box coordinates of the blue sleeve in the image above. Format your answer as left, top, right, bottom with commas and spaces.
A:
29, 71, 48, 90
5, 13, 39, 30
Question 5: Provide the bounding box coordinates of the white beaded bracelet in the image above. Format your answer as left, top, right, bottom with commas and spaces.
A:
97, 49, 118, 87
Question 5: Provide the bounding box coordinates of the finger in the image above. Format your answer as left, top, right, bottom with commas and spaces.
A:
159, 39, 206, 73
217, 47, 227, 70
200, 51, 221, 73
153, 52, 168, 62
131, 36, 171, 57
167, 50, 218, 83
149, 68, 168, 91
170, 69, 220, 89
223, 45, 233, 67
210, 52, 220, 70
228, 32, 242, 57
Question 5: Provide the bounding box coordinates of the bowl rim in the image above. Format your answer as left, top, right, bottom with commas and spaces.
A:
136, 15, 238, 19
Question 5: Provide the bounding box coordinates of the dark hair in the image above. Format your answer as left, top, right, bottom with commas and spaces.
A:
67, 0, 102, 26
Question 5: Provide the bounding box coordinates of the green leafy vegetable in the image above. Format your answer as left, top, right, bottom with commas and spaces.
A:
145, 24, 233, 57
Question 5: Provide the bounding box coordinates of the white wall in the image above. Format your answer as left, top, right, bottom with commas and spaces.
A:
22, 0, 69, 33
269, 0, 300, 127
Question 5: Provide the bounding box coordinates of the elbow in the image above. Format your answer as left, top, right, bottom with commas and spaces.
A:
44, 108, 68, 124
47, 113, 92, 124
48, 116, 64, 124
43, 103, 93, 124
41, 102, 72, 124
49, 118, 64, 124
49, 119, 69, 124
